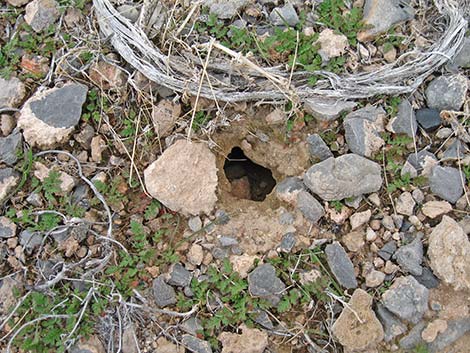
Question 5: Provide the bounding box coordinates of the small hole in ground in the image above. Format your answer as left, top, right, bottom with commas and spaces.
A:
223, 147, 276, 202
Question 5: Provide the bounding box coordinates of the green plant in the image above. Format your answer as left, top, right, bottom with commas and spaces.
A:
330, 200, 343, 212
81, 89, 106, 123
317, 0, 364, 45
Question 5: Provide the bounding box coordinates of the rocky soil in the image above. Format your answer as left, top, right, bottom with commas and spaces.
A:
1, 0, 470, 353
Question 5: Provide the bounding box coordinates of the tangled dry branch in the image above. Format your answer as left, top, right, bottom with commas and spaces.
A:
93, 0, 469, 104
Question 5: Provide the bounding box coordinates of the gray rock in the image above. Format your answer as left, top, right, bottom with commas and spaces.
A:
344, 106, 385, 157
117, 4, 140, 22
0, 131, 22, 165
375, 304, 408, 342
304, 154, 382, 201
425, 74, 468, 111
218, 235, 239, 247
452, 37, 470, 68
280, 232, 296, 253
296, 190, 324, 223
358, 0, 414, 41
253, 310, 274, 329
275, 176, 304, 205
168, 263, 192, 287
306, 134, 333, 162
182, 335, 212, 353
0, 77, 26, 108
19, 229, 43, 253
153, 276, 176, 307
248, 263, 286, 305
0, 217, 16, 238
345, 195, 362, 209
211, 247, 229, 259
269, 2, 299, 27
74, 124, 95, 149
0, 167, 20, 203
18, 83, 88, 149
393, 235, 423, 275
215, 209, 229, 224
0, 276, 21, 315
382, 276, 429, 324
399, 321, 426, 350
188, 216, 202, 232
428, 318, 470, 353
416, 108, 441, 132
441, 139, 467, 161
25, 0, 60, 33
204, 0, 249, 19
406, 149, 437, 172
181, 317, 204, 336
26, 192, 43, 207
429, 166, 464, 204
303, 97, 357, 121
325, 242, 357, 289
387, 100, 417, 137
279, 211, 294, 225
413, 267, 440, 289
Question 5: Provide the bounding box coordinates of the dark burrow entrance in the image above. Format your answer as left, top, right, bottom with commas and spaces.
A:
223, 147, 276, 201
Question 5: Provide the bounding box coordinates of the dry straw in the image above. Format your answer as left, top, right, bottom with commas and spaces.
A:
93, 0, 469, 104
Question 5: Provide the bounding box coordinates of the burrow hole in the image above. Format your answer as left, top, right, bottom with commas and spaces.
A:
223, 147, 276, 202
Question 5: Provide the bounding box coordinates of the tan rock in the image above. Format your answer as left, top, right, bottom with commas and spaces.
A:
144, 140, 218, 215
299, 269, 322, 285
89, 55, 126, 90
265, 108, 285, 125
396, 192, 415, 216
350, 210, 372, 230
25, 0, 59, 33
422, 319, 447, 343
428, 216, 470, 290
91, 136, 107, 163
365, 270, 385, 288
7, 0, 29, 6
422, 201, 452, 219
230, 176, 251, 200
72, 336, 105, 353
187, 243, 204, 266
342, 230, 365, 252
317, 28, 349, 60
155, 337, 182, 353
219, 325, 268, 353
230, 254, 258, 278
152, 99, 182, 137
332, 289, 384, 352
0, 77, 26, 108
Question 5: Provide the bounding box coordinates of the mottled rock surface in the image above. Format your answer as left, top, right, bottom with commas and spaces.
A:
248, 263, 285, 305
218, 325, 268, 353
425, 74, 468, 111
0, 77, 26, 108
325, 242, 357, 289
303, 97, 356, 121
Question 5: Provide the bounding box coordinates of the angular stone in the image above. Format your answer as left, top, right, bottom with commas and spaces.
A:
387, 100, 417, 137
393, 234, 423, 276
317, 28, 348, 60
325, 242, 357, 289
382, 276, 429, 324
416, 108, 442, 132
187, 243, 204, 266
425, 74, 468, 111
25, 0, 60, 33
0, 217, 16, 239
269, 2, 299, 27
399, 321, 426, 350
6, 0, 29, 6
248, 263, 285, 305
429, 166, 464, 204
358, 0, 414, 41
153, 275, 176, 307
181, 335, 212, 353
304, 154, 382, 201
350, 209, 371, 230
279, 232, 296, 253
344, 106, 385, 157
452, 37, 470, 68
422, 200, 452, 219
413, 267, 440, 289
375, 304, 408, 342
18, 83, 88, 149
19, 229, 43, 253
218, 325, 268, 353
168, 263, 192, 287
0, 168, 20, 203
0, 77, 26, 108
342, 230, 364, 252
303, 97, 357, 121
89, 55, 126, 90
332, 289, 384, 352
188, 216, 202, 232
151, 99, 181, 137
296, 190, 324, 223
204, 0, 250, 19
427, 216, 470, 290
441, 139, 467, 161
306, 134, 333, 162
365, 270, 385, 288
0, 131, 22, 165
144, 140, 217, 216
396, 191, 415, 216
275, 176, 304, 205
